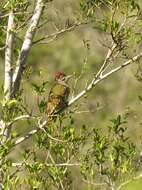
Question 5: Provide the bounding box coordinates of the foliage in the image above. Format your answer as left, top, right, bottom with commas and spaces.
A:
81, 115, 137, 189
0, 0, 142, 189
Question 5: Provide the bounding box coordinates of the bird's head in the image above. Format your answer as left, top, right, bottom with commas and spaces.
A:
54, 72, 72, 84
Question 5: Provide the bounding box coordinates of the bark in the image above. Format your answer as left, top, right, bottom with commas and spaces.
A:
4, 11, 14, 100
12, 0, 44, 96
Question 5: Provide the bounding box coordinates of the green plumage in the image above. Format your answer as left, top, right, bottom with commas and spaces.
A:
47, 82, 70, 120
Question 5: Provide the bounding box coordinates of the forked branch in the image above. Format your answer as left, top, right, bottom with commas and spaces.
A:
13, 52, 142, 147
68, 52, 142, 106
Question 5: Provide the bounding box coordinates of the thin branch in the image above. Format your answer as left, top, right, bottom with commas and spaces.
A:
95, 42, 117, 78
14, 120, 47, 146
12, 52, 142, 147
7, 114, 36, 127
0, 12, 30, 18
95, 15, 127, 79
12, 162, 81, 167
9, 165, 23, 179
11, 114, 34, 122
16, 15, 33, 31
49, 153, 65, 190
14, 119, 66, 146
71, 41, 89, 98
12, 0, 44, 95
33, 21, 90, 45
68, 52, 142, 106
117, 173, 142, 190
39, 127, 67, 143
0, 45, 6, 51
82, 179, 107, 187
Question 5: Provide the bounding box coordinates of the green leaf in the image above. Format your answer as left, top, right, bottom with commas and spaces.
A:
38, 99, 47, 113
138, 95, 142, 101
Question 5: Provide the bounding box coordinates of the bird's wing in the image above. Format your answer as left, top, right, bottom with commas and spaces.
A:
47, 97, 61, 116
46, 84, 70, 120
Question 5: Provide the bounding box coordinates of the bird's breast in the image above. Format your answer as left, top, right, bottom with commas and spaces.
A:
52, 84, 69, 96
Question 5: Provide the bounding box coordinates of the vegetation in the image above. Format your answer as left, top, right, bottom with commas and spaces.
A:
0, 0, 142, 189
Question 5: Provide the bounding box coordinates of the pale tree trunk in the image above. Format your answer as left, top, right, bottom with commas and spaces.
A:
0, 1, 44, 188
0, 0, 44, 144
4, 12, 14, 100
1, 12, 14, 143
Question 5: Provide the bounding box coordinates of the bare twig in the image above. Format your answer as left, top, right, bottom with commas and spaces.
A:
10, 114, 35, 122
95, 16, 127, 79
0, 45, 6, 51
68, 52, 142, 106
33, 21, 90, 44
14, 120, 47, 146
7, 114, 36, 127
12, 162, 81, 167
16, 15, 33, 31
46, 162, 81, 167
71, 40, 89, 98
95, 42, 117, 78
14, 119, 66, 146
83, 179, 107, 187
11, 52, 142, 147
49, 153, 65, 190
38, 120, 67, 143
117, 173, 142, 190
0, 12, 30, 18
15, 128, 40, 146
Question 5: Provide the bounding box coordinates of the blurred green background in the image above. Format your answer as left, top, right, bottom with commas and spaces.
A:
0, 0, 142, 189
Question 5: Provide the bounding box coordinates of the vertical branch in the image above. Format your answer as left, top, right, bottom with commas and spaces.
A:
4, 11, 14, 100
12, 0, 44, 95
0, 13, 14, 178
0, 11, 14, 144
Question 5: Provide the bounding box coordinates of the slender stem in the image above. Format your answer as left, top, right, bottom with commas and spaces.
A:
117, 173, 142, 190
33, 21, 90, 44
14, 120, 66, 146
12, 162, 81, 167
7, 114, 36, 127
11, 52, 142, 147
0, 45, 6, 51
49, 153, 65, 190
68, 52, 142, 106
82, 179, 107, 187
95, 42, 116, 78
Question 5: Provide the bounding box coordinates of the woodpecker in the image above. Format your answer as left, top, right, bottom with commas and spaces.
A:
47, 72, 71, 121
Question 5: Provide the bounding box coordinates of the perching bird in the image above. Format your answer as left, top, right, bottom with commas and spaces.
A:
47, 72, 72, 121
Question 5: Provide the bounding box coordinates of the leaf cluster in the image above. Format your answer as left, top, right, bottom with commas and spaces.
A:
81, 115, 136, 188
